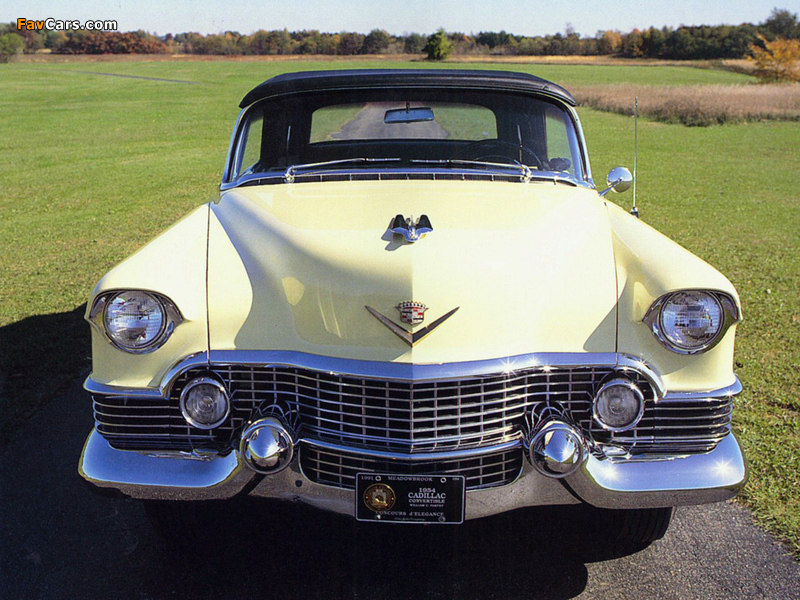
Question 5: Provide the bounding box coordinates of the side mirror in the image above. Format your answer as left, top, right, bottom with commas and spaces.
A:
599, 167, 633, 196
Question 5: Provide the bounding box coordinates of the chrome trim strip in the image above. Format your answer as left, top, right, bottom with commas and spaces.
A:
85, 351, 740, 407
616, 354, 665, 397
84, 377, 163, 398
85, 351, 739, 405
566, 105, 592, 185
301, 438, 521, 462
221, 106, 248, 187
85, 350, 678, 399
222, 168, 594, 192
662, 376, 742, 401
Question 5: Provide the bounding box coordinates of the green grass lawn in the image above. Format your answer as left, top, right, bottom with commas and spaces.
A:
1, 59, 797, 554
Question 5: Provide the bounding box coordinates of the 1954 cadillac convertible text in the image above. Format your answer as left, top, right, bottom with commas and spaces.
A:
79, 70, 746, 544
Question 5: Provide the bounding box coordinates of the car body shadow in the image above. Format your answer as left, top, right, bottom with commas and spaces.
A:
141, 498, 649, 600
0, 304, 90, 448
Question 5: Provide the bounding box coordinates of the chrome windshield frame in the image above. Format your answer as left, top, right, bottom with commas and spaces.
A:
221, 91, 595, 192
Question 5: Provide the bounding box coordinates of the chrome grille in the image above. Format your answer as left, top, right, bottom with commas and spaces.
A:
211, 365, 610, 453
93, 394, 232, 451
300, 445, 522, 490
93, 363, 732, 456
594, 396, 734, 453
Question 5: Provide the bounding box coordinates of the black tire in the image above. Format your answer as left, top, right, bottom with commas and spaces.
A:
610, 507, 674, 546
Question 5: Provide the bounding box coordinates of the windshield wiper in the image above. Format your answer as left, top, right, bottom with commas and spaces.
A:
409, 159, 580, 186
284, 158, 401, 182
409, 159, 534, 183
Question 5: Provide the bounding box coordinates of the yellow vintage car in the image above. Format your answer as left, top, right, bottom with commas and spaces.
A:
79, 70, 746, 544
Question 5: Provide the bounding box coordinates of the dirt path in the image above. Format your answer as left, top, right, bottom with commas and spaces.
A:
332, 102, 450, 139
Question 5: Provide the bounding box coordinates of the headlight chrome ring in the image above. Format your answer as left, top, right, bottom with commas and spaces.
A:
644, 290, 739, 355
88, 290, 183, 354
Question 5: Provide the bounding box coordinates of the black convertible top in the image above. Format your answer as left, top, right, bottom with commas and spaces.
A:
239, 69, 576, 109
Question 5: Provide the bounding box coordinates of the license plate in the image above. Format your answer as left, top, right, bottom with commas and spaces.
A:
355, 473, 465, 524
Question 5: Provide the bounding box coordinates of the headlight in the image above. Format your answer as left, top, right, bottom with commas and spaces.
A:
593, 379, 644, 432
644, 290, 738, 354
180, 378, 230, 429
88, 290, 182, 353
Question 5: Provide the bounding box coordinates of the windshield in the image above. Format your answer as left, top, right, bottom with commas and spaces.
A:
229, 88, 585, 184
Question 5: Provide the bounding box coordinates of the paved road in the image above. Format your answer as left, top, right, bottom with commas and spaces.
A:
1, 379, 798, 600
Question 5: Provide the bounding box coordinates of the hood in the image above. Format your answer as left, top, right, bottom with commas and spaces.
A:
207, 180, 617, 364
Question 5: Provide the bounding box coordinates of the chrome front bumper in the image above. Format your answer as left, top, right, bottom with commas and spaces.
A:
79, 429, 747, 516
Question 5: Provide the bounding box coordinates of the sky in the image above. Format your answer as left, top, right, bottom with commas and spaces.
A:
4, 0, 800, 37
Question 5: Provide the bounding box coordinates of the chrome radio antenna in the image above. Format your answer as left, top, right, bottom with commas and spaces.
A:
631, 96, 639, 218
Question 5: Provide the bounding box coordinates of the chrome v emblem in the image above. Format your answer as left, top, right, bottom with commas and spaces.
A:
365, 305, 459, 347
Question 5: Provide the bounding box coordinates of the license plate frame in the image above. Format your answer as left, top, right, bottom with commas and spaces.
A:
355, 473, 465, 524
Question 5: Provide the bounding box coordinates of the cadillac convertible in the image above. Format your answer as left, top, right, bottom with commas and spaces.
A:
79, 70, 746, 544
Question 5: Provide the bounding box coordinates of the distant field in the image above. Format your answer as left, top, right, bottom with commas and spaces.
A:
576, 83, 800, 125
0, 59, 797, 555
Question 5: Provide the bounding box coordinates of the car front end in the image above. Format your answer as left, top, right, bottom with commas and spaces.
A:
79, 70, 746, 537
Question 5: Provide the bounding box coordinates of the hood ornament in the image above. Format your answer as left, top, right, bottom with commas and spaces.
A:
365, 304, 459, 347
391, 214, 432, 243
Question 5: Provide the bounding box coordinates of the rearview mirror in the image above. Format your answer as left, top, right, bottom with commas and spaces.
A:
384, 106, 435, 124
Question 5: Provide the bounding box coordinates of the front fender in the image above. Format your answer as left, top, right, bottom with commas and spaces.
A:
85, 205, 210, 389
607, 202, 741, 392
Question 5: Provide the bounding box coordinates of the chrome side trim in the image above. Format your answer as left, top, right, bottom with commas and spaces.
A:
662, 376, 742, 400
301, 438, 521, 462
84, 377, 163, 398
221, 106, 248, 188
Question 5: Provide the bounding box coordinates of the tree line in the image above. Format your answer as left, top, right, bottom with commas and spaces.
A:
1, 8, 798, 61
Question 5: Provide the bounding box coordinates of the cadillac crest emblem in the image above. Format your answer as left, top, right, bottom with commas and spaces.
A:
364, 483, 396, 512
397, 301, 427, 326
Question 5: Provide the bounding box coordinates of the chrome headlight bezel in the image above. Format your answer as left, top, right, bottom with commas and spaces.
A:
643, 290, 739, 355
88, 290, 183, 354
